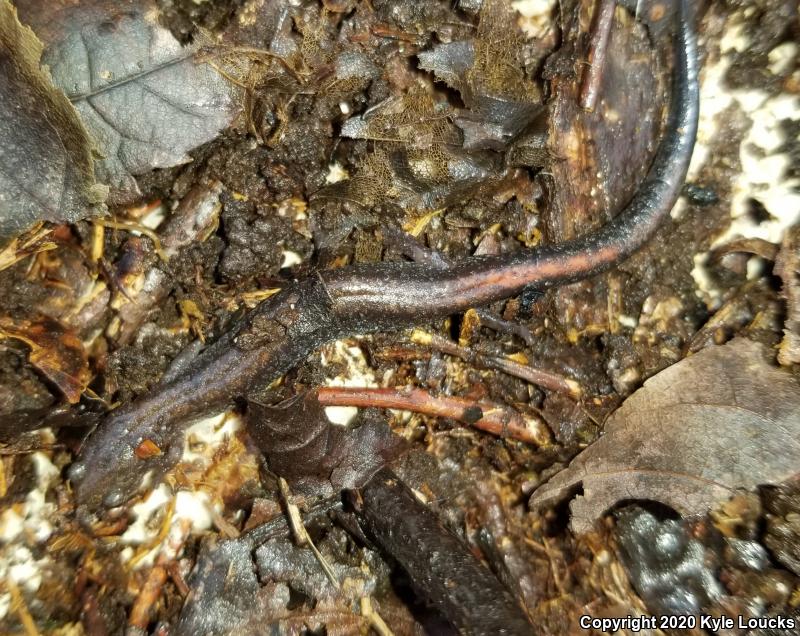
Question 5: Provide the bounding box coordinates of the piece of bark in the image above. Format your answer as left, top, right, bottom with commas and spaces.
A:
540, 3, 664, 241
108, 181, 223, 345
352, 467, 534, 636
175, 538, 263, 636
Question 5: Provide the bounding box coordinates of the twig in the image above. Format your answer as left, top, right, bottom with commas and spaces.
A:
709, 237, 779, 263
580, 0, 616, 111
93, 218, 168, 262
108, 182, 223, 345
167, 561, 191, 598
467, 309, 536, 347
279, 478, 340, 589
316, 386, 552, 446
360, 597, 394, 636
483, 354, 582, 398
240, 495, 343, 549
777, 227, 800, 365
411, 329, 581, 398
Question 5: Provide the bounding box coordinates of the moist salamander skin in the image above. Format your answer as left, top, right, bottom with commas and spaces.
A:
69, 0, 699, 512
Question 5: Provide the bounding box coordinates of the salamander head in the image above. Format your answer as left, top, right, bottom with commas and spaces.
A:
67, 406, 173, 513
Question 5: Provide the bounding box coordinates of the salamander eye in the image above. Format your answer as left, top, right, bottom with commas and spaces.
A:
102, 489, 127, 508
67, 461, 86, 484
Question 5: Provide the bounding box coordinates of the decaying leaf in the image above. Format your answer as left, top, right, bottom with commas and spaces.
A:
247, 392, 406, 493
331, 87, 499, 212
417, 0, 541, 150
531, 339, 800, 534
17, 0, 241, 203
0, 0, 106, 242
0, 316, 91, 403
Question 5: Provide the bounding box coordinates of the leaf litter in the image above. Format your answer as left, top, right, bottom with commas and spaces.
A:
0, 0, 799, 634
531, 338, 800, 533
16, 0, 242, 203
0, 315, 91, 404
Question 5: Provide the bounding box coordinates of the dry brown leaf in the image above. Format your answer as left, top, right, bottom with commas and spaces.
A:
531, 338, 800, 533
0, 316, 91, 403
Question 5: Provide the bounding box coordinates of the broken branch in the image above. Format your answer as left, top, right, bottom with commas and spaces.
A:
316, 386, 552, 446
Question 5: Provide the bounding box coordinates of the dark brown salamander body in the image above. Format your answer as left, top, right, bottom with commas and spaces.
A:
69, 0, 699, 510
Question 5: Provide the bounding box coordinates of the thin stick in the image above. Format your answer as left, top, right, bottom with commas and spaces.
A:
279, 478, 340, 589
483, 354, 582, 398
411, 329, 581, 398
316, 386, 552, 446
93, 218, 168, 262
580, 0, 616, 111
360, 597, 395, 636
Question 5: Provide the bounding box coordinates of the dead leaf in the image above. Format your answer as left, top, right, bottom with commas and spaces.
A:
331, 86, 498, 212
0, 0, 106, 242
17, 0, 241, 203
247, 392, 406, 492
0, 316, 91, 403
416, 0, 541, 150
530, 338, 800, 534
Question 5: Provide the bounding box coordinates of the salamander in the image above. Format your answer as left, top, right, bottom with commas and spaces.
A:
69, 0, 699, 512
